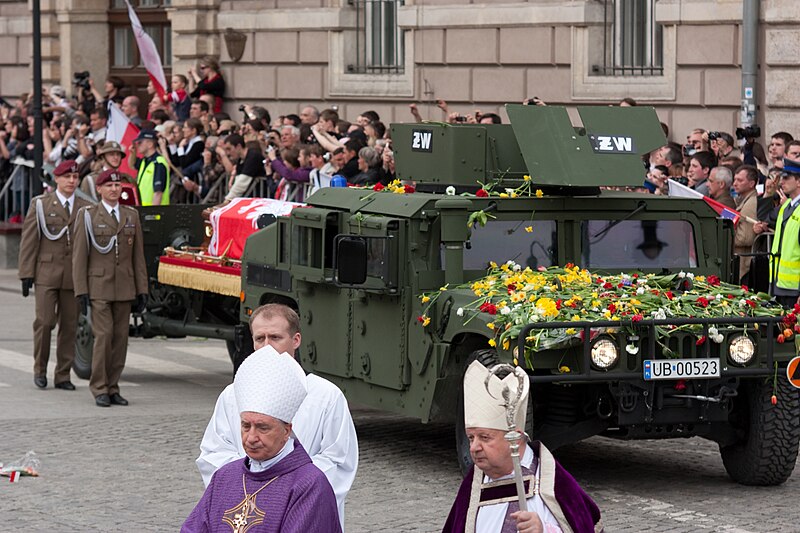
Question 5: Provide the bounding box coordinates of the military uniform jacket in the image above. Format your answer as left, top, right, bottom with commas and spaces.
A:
18, 192, 91, 289
72, 204, 148, 301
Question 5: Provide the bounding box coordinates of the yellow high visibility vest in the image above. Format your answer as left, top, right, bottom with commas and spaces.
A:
137, 154, 170, 206
770, 200, 800, 290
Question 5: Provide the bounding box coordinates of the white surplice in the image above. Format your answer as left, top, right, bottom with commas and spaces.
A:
475, 445, 563, 533
196, 374, 359, 530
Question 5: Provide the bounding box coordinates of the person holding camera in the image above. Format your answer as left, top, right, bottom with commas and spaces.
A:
709, 131, 736, 159
188, 56, 225, 114
18, 160, 90, 391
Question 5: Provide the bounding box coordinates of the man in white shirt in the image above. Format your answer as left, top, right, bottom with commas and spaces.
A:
196, 304, 358, 530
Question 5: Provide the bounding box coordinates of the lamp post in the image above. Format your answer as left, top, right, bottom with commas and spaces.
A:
32, 0, 44, 195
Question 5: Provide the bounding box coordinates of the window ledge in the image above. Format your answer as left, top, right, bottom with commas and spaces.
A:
329, 31, 414, 98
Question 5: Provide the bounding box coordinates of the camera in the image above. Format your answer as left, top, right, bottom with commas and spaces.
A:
682, 143, 697, 158
454, 116, 467, 123
72, 71, 91, 91
708, 131, 722, 141
735, 124, 761, 140
238, 105, 247, 113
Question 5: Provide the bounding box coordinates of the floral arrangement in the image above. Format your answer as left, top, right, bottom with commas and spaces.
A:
418, 262, 788, 368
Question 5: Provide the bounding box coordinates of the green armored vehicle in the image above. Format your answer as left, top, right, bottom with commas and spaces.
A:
235, 105, 799, 486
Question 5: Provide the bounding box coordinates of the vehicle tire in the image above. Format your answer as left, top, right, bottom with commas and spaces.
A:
227, 331, 254, 378
720, 375, 800, 486
455, 348, 501, 475
73, 312, 94, 380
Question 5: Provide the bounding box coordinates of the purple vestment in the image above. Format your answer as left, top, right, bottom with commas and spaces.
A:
182, 441, 341, 533
442, 441, 603, 533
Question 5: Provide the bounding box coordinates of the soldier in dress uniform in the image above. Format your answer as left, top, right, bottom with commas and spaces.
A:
80, 141, 135, 202
18, 160, 91, 390
72, 169, 148, 407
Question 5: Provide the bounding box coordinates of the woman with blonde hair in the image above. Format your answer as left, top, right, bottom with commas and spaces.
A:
188, 55, 225, 113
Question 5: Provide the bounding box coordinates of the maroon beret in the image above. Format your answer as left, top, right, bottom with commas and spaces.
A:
95, 169, 123, 186
54, 160, 79, 176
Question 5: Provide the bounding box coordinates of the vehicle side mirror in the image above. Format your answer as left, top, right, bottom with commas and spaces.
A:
336, 236, 368, 284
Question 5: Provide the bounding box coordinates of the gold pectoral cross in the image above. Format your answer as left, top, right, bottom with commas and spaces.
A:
222, 495, 266, 533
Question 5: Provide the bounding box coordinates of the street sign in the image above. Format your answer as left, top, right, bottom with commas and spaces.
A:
787, 356, 800, 389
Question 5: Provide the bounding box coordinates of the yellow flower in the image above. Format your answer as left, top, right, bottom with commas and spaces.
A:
490, 261, 498, 269
439, 285, 449, 291
510, 191, 518, 198
559, 366, 571, 374
499, 193, 509, 198
487, 322, 495, 330
535, 189, 544, 198
525, 226, 533, 233
523, 175, 531, 182
421, 295, 430, 303
630, 299, 642, 306
502, 338, 510, 351
422, 316, 431, 327
488, 338, 497, 347
566, 328, 577, 335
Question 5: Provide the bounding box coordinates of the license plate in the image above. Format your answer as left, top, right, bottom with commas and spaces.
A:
643, 358, 720, 380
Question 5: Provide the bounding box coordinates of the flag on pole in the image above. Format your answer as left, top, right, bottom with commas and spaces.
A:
106, 102, 141, 178
125, 0, 168, 98
668, 179, 741, 226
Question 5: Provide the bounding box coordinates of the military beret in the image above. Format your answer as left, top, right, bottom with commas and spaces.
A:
54, 160, 79, 176
783, 157, 800, 176
96, 169, 123, 186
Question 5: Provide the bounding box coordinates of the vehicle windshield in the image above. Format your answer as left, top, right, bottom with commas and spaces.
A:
461, 220, 557, 270
581, 219, 698, 269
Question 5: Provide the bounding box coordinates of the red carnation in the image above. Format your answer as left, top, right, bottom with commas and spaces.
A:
794, 303, 800, 314
404, 184, 416, 194
696, 296, 709, 308
555, 299, 563, 310
696, 336, 707, 346
416, 315, 425, 323
507, 284, 516, 294
373, 183, 385, 191
632, 314, 644, 322
475, 189, 489, 197
707, 274, 721, 287
745, 299, 756, 308
603, 282, 613, 290
741, 285, 749, 292
651, 289, 660, 296
479, 302, 497, 315
607, 303, 616, 313
665, 291, 674, 300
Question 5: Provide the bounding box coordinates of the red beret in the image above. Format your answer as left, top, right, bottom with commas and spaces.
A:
95, 169, 123, 186
54, 160, 79, 176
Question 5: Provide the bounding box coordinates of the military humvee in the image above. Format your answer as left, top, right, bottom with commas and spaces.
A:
75, 105, 798, 486
236, 105, 799, 486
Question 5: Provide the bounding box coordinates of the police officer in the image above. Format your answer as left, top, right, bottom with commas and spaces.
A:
81, 140, 135, 201
73, 169, 148, 407
18, 160, 91, 390
130, 129, 170, 206
770, 157, 800, 307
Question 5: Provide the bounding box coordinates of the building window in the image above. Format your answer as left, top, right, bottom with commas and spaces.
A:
593, 0, 662, 76
348, 0, 404, 74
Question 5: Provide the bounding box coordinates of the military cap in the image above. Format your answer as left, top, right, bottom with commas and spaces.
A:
54, 160, 79, 176
95, 169, 123, 186
783, 157, 800, 176
97, 141, 125, 156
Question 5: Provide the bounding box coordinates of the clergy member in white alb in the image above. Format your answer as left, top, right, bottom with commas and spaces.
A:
196, 304, 358, 530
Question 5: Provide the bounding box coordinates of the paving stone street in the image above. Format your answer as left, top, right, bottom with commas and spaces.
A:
0, 269, 798, 532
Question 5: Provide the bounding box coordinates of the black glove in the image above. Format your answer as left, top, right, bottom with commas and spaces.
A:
21, 278, 33, 298
78, 294, 90, 316
135, 293, 148, 314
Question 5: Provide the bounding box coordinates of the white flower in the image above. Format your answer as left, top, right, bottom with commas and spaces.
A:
445, 186, 456, 196
626, 343, 639, 355
637, 279, 647, 285
712, 334, 724, 343
456, 307, 464, 317
500, 306, 512, 315
622, 274, 631, 280
708, 326, 719, 337
739, 298, 747, 307
513, 263, 521, 272
686, 272, 695, 279
636, 287, 645, 295
652, 308, 667, 320
505, 188, 515, 196
715, 294, 723, 300
678, 271, 686, 278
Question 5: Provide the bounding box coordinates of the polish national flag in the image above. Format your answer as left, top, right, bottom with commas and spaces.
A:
125, 0, 168, 98
667, 179, 742, 226
9, 471, 19, 483
106, 102, 140, 178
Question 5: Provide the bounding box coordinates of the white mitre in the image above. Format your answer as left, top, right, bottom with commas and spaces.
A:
463, 360, 530, 431
234, 345, 308, 423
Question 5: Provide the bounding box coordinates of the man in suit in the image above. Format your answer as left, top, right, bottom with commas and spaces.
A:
18, 160, 91, 390
73, 169, 148, 407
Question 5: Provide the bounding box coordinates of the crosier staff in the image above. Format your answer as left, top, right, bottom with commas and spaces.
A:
485, 363, 529, 513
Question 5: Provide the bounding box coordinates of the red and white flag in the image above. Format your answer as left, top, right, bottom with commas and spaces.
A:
9, 471, 19, 483
668, 179, 741, 226
125, 0, 168, 98
106, 102, 140, 178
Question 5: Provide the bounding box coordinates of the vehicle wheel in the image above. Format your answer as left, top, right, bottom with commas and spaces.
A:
73, 312, 94, 380
227, 331, 254, 378
455, 348, 501, 475
720, 375, 800, 486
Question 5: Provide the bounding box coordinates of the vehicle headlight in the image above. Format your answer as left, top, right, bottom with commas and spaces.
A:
591, 337, 619, 369
729, 335, 755, 365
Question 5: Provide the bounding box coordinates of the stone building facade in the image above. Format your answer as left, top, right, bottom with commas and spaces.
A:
1, 0, 798, 143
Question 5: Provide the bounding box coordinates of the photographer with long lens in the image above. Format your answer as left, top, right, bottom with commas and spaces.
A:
73, 71, 96, 115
